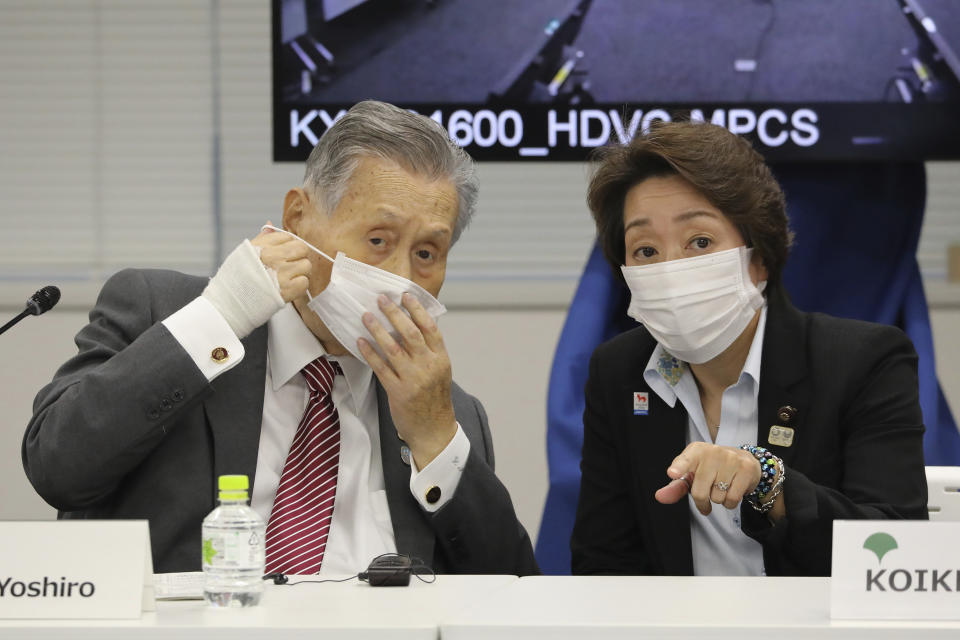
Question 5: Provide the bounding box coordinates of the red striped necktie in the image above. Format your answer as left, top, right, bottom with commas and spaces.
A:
264, 356, 342, 575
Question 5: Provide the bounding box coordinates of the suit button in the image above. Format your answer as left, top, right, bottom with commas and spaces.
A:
172, 389, 184, 402
160, 397, 173, 411
147, 409, 160, 420
777, 405, 798, 423
425, 486, 442, 504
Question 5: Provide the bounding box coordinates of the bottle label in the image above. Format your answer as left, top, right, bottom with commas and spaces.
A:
202, 529, 265, 570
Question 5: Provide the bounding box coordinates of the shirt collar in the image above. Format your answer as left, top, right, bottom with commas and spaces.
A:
267, 304, 374, 414
643, 347, 683, 408
740, 304, 768, 401
642, 305, 768, 407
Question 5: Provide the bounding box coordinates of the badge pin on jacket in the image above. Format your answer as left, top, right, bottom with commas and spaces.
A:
633, 392, 649, 416
768, 425, 795, 447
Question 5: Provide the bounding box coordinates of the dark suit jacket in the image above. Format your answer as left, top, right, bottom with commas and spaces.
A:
23, 268, 538, 576
571, 286, 927, 576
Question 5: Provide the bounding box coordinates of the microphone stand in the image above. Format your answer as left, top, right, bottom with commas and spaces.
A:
0, 309, 30, 336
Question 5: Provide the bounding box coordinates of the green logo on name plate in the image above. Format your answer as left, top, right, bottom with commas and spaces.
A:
863, 532, 898, 564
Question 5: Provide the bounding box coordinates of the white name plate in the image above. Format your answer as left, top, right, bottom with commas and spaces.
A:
831, 520, 960, 620
0, 520, 153, 619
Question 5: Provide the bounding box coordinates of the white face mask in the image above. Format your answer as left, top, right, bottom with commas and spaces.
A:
262, 225, 447, 362
620, 246, 766, 364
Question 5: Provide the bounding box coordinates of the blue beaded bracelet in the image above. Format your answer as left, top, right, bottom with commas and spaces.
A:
739, 444, 786, 513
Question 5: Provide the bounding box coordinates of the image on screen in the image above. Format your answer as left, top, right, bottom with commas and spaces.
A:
272, 0, 960, 161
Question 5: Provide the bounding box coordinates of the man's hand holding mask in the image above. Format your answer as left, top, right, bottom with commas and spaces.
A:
358, 293, 458, 470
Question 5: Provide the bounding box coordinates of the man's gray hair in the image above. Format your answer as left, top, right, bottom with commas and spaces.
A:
302, 100, 478, 245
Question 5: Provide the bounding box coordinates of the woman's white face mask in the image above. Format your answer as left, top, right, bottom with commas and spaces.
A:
621, 246, 766, 364
262, 225, 447, 362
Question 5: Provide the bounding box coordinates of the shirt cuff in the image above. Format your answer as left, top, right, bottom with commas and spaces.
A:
161, 296, 245, 381
409, 423, 471, 513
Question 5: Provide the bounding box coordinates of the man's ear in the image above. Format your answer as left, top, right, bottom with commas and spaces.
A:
282, 187, 309, 234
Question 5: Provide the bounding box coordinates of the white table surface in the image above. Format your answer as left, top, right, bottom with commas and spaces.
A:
0, 574, 517, 640
440, 576, 960, 639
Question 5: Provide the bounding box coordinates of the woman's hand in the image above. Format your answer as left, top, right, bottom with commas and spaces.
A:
654, 442, 762, 515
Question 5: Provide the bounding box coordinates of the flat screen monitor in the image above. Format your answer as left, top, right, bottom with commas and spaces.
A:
272, 0, 960, 161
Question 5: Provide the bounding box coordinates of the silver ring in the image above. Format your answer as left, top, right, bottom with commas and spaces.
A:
714, 481, 730, 492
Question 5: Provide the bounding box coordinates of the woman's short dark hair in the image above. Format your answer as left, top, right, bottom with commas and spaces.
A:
587, 120, 792, 284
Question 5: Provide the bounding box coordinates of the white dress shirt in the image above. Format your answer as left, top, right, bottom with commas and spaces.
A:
643, 306, 768, 576
163, 298, 470, 575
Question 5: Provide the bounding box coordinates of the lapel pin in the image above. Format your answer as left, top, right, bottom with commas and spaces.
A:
633, 392, 649, 416
777, 405, 798, 423
400, 444, 411, 466
768, 425, 795, 447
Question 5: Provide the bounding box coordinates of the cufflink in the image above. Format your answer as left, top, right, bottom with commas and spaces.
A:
425, 486, 441, 504
211, 347, 229, 363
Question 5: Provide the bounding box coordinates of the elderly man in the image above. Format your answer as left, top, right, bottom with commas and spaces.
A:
24, 100, 538, 576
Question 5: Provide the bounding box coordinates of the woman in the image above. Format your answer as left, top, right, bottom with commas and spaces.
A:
571, 121, 927, 576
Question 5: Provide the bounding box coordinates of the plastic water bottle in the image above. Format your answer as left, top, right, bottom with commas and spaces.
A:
202, 474, 266, 607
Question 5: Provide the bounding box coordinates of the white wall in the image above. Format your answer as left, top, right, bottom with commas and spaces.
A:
932, 310, 960, 420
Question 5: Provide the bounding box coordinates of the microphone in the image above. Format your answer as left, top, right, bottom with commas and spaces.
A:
0, 286, 61, 336
26, 285, 61, 315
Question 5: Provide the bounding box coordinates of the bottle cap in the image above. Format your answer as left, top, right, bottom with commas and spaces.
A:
218, 474, 249, 501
